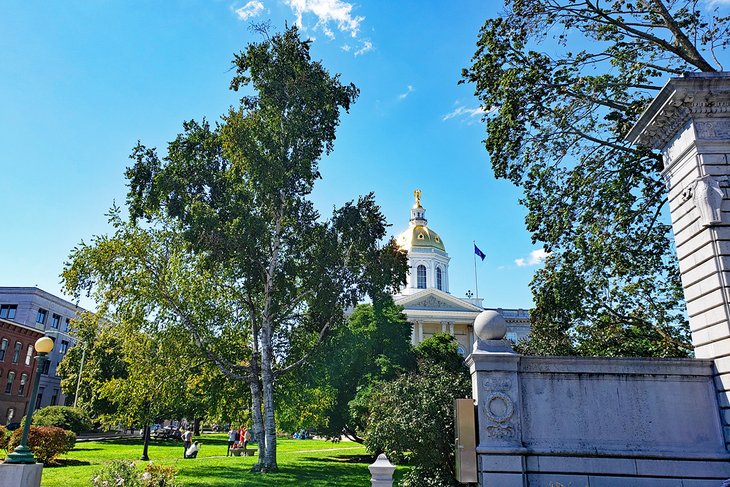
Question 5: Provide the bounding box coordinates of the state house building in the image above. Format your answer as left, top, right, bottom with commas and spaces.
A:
394, 191, 531, 355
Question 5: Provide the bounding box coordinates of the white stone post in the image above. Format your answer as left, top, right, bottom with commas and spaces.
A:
628, 72, 730, 449
368, 453, 396, 487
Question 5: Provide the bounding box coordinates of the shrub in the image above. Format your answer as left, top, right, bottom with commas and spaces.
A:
0, 425, 9, 450
366, 335, 471, 487
7, 426, 76, 464
91, 461, 181, 487
30, 406, 93, 434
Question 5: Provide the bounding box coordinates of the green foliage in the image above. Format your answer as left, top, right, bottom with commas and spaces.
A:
57, 312, 128, 420
366, 334, 470, 487
91, 460, 181, 487
8, 426, 76, 464
30, 406, 93, 434
0, 425, 8, 450
278, 300, 415, 440
92, 461, 140, 487
460, 0, 726, 357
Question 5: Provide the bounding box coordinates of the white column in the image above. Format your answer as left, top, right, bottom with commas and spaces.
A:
418, 321, 424, 343
449, 322, 454, 335
441, 321, 447, 333
629, 73, 730, 450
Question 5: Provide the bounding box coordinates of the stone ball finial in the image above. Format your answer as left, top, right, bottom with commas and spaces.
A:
474, 310, 507, 341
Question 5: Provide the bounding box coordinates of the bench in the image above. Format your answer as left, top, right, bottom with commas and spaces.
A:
231, 448, 255, 457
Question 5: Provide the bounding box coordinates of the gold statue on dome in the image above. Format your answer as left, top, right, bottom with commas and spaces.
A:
414, 188, 422, 207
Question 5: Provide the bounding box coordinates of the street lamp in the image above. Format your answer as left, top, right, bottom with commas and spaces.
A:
5, 336, 54, 464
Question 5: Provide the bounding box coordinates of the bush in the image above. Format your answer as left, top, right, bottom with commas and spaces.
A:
8, 426, 76, 464
0, 425, 9, 450
366, 335, 471, 487
91, 461, 181, 487
30, 406, 93, 434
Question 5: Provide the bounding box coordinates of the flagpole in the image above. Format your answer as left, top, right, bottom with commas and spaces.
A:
473, 240, 479, 299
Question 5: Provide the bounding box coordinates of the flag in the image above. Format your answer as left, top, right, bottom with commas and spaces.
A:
474, 244, 486, 261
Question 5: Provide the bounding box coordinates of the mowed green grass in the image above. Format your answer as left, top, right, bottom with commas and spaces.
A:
27, 434, 407, 487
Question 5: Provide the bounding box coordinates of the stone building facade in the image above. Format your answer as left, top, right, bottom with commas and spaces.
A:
394, 191, 531, 353
0, 287, 83, 411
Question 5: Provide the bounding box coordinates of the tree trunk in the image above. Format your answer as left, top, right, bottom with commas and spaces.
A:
249, 322, 267, 471
140, 424, 150, 461
260, 324, 278, 472
193, 417, 201, 436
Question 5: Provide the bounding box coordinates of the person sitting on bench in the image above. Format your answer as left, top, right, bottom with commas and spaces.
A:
185, 441, 201, 459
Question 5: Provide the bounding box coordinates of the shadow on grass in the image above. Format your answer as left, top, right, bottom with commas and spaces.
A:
46, 459, 92, 468
180, 460, 372, 486
301, 455, 372, 464
72, 447, 103, 452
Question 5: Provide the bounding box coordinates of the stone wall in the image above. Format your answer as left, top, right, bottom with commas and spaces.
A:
468, 347, 730, 486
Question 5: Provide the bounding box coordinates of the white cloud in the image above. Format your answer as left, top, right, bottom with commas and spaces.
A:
341, 44, 351, 52
284, 0, 364, 38
515, 249, 549, 267
354, 39, 373, 56
398, 85, 414, 100
442, 105, 487, 122
235, 0, 265, 20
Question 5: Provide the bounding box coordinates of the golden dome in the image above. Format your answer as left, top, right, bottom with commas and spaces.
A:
396, 189, 446, 252
397, 225, 446, 252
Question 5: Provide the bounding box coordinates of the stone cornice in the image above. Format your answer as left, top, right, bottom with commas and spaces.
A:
627, 73, 730, 150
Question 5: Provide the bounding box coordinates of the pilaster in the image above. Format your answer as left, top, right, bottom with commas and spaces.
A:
629, 72, 730, 450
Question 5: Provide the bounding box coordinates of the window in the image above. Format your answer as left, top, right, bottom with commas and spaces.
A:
35, 388, 44, 409
0, 339, 7, 361
51, 314, 61, 329
64, 318, 70, 332
417, 265, 427, 289
11, 342, 22, 364
5, 371, 15, 394
42, 359, 51, 375
436, 267, 443, 291
18, 373, 28, 396
51, 389, 59, 406
60, 340, 69, 355
24, 345, 33, 366
36, 308, 47, 325
0, 305, 17, 320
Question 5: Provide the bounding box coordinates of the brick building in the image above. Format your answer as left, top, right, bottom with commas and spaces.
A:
0, 317, 44, 424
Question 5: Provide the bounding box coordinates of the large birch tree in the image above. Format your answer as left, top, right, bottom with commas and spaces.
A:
65, 26, 406, 472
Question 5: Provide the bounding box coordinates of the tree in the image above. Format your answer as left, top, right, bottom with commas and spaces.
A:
278, 299, 414, 441
57, 312, 127, 419
461, 0, 730, 357
65, 26, 407, 472
366, 334, 471, 487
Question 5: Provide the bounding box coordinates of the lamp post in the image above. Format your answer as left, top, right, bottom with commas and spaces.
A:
4, 336, 54, 464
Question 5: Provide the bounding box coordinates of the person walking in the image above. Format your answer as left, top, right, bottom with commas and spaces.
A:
182, 428, 193, 459
227, 427, 237, 456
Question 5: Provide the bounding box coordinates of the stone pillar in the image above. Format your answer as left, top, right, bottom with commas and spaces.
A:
0, 463, 43, 487
418, 321, 423, 343
628, 72, 730, 449
467, 310, 526, 486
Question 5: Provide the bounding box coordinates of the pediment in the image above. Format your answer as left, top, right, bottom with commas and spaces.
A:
395, 289, 482, 312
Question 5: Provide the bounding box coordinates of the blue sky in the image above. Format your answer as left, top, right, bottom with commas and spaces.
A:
0, 1, 545, 310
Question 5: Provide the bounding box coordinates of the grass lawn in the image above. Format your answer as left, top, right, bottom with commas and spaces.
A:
23, 434, 407, 486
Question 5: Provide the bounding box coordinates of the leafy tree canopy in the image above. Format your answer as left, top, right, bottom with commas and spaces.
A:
462, 0, 730, 357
